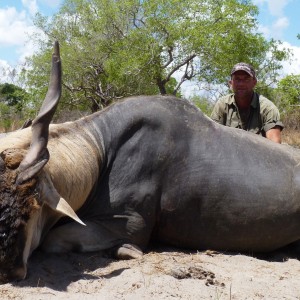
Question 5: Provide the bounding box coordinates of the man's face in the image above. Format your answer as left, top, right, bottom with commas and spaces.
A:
229, 70, 257, 99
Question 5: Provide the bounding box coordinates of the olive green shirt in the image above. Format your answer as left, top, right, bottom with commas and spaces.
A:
210, 92, 284, 136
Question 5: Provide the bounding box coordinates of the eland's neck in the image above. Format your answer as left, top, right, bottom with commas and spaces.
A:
46, 122, 104, 211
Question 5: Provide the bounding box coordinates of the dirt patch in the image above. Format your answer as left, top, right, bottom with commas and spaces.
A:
2, 244, 300, 299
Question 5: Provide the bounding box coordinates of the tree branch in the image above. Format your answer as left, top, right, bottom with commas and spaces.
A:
164, 54, 196, 84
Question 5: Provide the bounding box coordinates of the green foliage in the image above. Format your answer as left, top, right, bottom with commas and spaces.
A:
0, 83, 28, 111
252, 75, 300, 125
276, 75, 300, 107
190, 95, 214, 116
254, 82, 276, 102
0, 83, 31, 132
0, 103, 13, 131
0, 81, 44, 133
21, 0, 291, 113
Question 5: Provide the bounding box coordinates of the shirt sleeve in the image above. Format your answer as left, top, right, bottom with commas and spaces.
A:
260, 99, 284, 132
211, 100, 226, 125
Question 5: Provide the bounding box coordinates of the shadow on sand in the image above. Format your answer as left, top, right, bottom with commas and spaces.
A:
9, 240, 300, 291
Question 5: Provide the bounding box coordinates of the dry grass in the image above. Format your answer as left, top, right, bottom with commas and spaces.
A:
282, 129, 300, 148
0, 121, 24, 134
281, 110, 300, 148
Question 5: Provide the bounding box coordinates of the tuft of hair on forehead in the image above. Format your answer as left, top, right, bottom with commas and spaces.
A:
0, 153, 41, 271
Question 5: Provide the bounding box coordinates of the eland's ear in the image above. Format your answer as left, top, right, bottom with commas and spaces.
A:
19, 119, 32, 130
39, 172, 85, 226
53, 197, 86, 226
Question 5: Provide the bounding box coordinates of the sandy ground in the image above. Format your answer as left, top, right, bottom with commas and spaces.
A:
2, 243, 300, 300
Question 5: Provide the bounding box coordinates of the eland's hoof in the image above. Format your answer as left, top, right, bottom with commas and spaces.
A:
115, 244, 143, 259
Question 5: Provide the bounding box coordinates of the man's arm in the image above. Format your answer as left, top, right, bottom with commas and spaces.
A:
259, 96, 283, 143
265, 126, 282, 143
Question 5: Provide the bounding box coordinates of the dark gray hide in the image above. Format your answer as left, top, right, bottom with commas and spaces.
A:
1, 43, 300, 283
45, 95, 300, 253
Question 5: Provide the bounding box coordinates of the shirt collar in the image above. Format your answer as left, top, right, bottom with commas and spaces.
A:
226, 92, 258, 108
